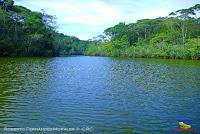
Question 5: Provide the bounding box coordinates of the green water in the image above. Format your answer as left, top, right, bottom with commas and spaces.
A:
0, 56, 200, 133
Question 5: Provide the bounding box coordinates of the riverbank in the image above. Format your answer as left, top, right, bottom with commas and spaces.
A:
85, 39, 200, 60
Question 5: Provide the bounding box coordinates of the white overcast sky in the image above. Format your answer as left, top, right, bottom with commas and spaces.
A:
15, 0, 199, 40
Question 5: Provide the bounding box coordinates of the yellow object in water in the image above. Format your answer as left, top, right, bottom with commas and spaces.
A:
179, 122, 192, 129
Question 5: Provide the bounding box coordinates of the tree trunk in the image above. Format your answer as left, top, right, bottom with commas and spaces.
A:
181, 24, 185, 46
14, 24, 18, 42
149, 31, 151, 38
137, 32, 140, 42
144, 28, 147, 39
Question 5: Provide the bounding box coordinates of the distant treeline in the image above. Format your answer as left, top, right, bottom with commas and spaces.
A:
85, 4, 200, 59
0, 0, 89, 56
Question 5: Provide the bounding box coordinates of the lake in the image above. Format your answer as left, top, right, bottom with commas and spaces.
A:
0, 56, 200, 133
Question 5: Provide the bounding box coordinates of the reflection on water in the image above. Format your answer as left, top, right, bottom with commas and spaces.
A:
0, 56, 199, 133
0, 58, 52, 128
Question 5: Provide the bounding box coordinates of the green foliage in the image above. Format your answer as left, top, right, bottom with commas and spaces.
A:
104, 22, 127, 39
12, 5, 30, 15
1, 3, 199, 59
85, 4, 200, 60
53, 33, 89, 56
85, 44, 105, 56
150, 33, 168, 45
187, 38, 200, 59
24, 13, 43, 27
0, 3, 89, 56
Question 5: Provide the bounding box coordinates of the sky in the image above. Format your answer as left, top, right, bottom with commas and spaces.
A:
15, 0, 199, 40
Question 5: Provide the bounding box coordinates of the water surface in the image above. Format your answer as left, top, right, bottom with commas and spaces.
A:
0, 56, 200, 133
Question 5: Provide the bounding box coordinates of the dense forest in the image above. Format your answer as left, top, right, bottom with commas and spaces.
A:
0, 0, 89, 56
0, 1, 200, 59
85, 4, 200, 59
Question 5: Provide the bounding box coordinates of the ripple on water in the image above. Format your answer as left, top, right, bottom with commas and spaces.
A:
0, 57, 200, 133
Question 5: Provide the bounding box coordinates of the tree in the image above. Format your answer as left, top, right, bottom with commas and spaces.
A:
104, 22, 127, 39
85, 4, 200, 59
0, 0, 14, 11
